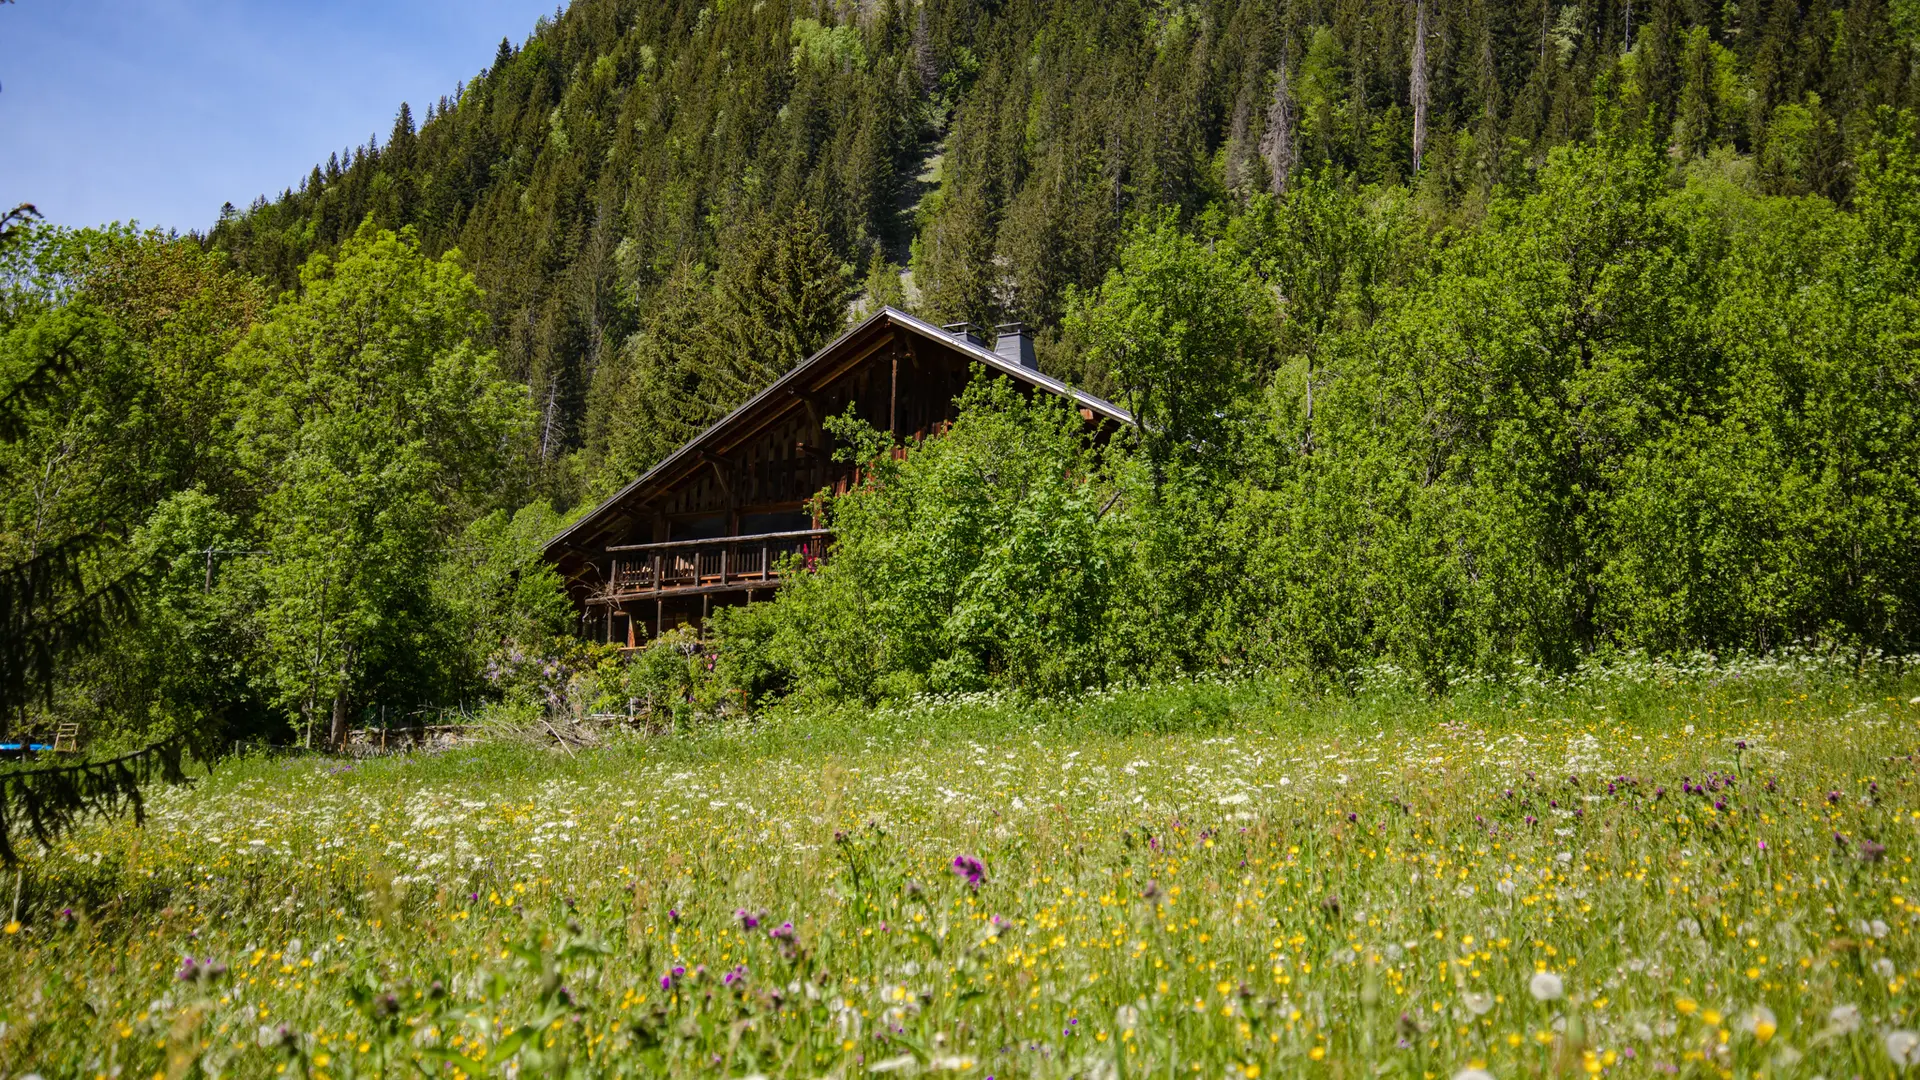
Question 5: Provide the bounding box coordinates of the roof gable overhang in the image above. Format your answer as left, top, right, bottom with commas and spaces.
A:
544, 306, 1134, 558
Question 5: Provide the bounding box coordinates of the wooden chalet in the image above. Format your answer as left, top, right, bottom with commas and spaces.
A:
544, 306, 1134, 646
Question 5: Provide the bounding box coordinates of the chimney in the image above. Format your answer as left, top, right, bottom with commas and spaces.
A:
942, 321, 985, 347
993, 323, 1036, 370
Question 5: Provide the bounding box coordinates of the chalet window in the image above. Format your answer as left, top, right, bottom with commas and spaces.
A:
740, 510, 811, 535
669, 514, 728, 541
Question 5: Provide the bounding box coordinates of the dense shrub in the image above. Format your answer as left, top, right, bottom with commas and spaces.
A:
713, 378, 1126, 703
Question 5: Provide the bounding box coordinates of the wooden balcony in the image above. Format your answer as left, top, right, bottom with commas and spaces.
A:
597, 529, 828, 602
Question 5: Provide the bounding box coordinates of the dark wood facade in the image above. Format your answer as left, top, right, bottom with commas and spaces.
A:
544, 307, 1133, 645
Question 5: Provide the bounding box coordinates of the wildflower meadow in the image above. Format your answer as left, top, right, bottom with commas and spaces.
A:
4, 655, 1920, 1078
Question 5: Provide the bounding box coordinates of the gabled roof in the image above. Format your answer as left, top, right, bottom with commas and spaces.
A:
545, 306, 1133, 557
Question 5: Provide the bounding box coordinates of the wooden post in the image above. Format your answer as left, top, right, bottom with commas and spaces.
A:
890, 352, 899, 436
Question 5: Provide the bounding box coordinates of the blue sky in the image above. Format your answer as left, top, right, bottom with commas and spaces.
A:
0, 0, 563, 234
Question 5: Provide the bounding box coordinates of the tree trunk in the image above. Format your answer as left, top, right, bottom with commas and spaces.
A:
329, 690, 349, 751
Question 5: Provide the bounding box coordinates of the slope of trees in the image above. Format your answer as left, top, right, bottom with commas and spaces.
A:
205, 0, 1920, 504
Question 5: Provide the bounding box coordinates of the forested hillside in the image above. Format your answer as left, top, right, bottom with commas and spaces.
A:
207, 0, 1920, 500
4, 0, 1920, 753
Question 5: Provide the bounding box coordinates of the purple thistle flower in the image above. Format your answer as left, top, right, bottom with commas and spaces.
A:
770, 921, 797, 942
736, 908, 760, 931
951, 855, 986, 889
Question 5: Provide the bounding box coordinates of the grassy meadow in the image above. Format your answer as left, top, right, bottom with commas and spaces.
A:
4, 657, 1920, 1078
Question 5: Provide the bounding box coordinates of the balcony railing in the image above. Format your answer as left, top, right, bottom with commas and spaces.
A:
600, 529, 829, 598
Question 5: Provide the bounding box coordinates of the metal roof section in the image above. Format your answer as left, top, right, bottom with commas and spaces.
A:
544, 307, 1134, 557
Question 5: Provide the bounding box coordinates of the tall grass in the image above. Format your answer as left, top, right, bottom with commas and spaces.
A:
1, 652, 1917, 1077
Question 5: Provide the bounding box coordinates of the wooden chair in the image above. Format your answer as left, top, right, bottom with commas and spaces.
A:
51, 722, 80, 753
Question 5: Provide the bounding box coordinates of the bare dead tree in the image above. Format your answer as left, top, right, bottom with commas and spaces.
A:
1260, 57, 1297, 195
1412, 0, 1430, 175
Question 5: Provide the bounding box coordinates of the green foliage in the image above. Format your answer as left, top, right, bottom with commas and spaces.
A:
227, 223, 535, 741
1223, 135, 1920, 683
587, 205, 850, 494
850, 248, 908, 320
617, 626, 720, 730
716, 377, 1123, 701
789, 17, 867, 72
0, 227, 265, 729
0, 733, 192, 866
80, 490, 272, 748
1063, 212, 1275, 466
437, 502, 578, 666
